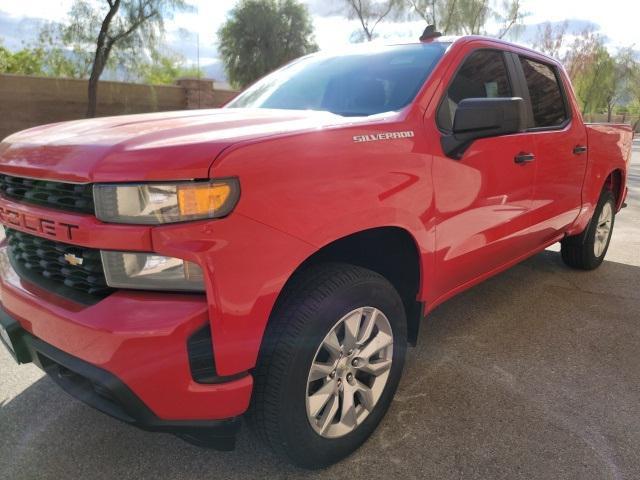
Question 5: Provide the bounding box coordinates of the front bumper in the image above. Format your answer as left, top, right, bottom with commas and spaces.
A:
0, 307, 241, 450
0, 237, 252, 439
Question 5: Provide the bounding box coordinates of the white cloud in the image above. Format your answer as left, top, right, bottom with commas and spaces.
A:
520, 0, 638, 49
169, 0, 236, 47
0, 0, 73, 22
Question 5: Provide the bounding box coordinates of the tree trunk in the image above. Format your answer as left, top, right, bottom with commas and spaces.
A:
607, 104, 613, 123
87, 56, 106, 118
86, 0, 121, 118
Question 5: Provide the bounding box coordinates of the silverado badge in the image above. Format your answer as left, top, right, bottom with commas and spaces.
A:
353, 131, 415, 143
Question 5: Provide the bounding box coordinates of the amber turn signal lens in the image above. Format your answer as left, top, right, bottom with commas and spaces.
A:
178, 182, 232, 217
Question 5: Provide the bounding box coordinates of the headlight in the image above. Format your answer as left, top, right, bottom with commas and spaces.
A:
93, 179, 240, 224
101, 251, 205, 291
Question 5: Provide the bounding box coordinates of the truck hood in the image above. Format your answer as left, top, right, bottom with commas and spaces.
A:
0, 108, 353, 183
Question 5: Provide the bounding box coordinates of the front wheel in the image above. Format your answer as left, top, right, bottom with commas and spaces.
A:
248, 263, 407, 468
561, 190, 616, 270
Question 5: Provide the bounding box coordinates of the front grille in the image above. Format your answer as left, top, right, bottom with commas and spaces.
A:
5, 229, 113, 303
0, 174, 94, 214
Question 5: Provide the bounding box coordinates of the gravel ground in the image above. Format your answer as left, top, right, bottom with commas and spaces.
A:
1, 147, 639, 480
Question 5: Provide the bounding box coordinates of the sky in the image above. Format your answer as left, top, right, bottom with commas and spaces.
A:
0, 0, 638, 83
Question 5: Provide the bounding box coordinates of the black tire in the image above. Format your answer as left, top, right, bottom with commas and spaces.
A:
248, 262, 407, 469
561, 190, 616, 270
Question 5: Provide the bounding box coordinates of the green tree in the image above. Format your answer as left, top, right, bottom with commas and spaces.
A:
405, 0, 524, 37
219, 0, 318, 89
137, 51, 203, 84
602, 48, 636, 122
534, 23, 639, 120
629, 63, 640, 132
33, 25, 93, 78
0, 43, 45, 75
571, 50, 613, 115
52, 0, 192, 117
563, 29, 613, 115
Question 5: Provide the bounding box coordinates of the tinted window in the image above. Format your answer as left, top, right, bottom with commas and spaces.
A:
227, 44, 448, 117
437, 50, 512, 130
519, 57, 567, 128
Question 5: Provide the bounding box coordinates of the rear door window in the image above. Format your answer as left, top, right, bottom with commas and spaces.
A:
519, 57, 568, 128
437, 49, 513, 131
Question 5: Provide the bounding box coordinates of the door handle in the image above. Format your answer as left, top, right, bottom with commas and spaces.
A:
573, 145, 588, 155
514, 152, 536, 164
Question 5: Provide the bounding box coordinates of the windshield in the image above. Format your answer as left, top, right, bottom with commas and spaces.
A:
226, 43, 448, 117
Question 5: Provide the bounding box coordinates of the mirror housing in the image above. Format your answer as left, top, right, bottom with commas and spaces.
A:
440, 97, 527, 159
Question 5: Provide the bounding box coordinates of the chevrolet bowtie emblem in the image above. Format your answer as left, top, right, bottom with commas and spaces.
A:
64, 253, 84, 266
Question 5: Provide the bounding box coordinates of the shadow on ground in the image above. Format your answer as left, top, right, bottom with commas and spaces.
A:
2, 250, 640, 480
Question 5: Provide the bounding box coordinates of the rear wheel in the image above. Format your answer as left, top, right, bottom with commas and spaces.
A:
249, 263, 407, 468
561, 190, 616, 270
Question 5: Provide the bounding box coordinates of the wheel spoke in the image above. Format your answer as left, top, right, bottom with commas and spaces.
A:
308, 381, 335, 418
323, 330, 342, 360
340, 383, 358, 428
317, 393, 339, 435
359, 330, 393, 360
343, 309, 362, 350
309, 361, 334, 382
356, 307, 376, 345
355, 380, 375, 411
359, 358, 392, 376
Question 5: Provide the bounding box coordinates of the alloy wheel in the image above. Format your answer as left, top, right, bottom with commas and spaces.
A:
594, 201, 613, 257
305, 306, 394, 438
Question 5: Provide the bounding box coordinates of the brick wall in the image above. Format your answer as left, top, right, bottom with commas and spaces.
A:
0, 74, 238, 141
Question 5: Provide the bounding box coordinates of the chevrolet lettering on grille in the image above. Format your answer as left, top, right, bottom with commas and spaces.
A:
0, 204, 80, 241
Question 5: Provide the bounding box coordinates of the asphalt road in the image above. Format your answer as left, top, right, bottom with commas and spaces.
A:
1, 147, 639, 480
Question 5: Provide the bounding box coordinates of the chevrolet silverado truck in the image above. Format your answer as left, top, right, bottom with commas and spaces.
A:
0, 33, 633, 468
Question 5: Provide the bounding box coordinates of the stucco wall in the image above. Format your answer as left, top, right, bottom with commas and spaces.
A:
0, 74, 237, 140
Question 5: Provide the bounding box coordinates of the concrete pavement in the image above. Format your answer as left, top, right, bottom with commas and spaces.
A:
1, 148, 639, 479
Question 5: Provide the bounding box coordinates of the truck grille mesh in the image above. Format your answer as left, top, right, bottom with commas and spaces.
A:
0, 174, 94, 214
5, 229, 113, 302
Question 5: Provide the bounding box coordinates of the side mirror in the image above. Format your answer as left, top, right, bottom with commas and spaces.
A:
441, 97, 527, 159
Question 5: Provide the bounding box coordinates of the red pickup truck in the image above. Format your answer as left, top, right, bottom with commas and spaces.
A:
0, 34, 633, 468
